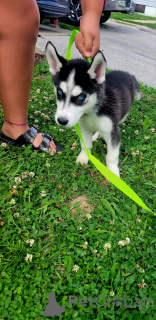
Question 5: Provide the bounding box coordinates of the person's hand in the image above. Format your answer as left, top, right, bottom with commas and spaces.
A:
75, 13, 100, 59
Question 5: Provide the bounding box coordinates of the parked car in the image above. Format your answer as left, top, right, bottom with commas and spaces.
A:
37, 1, 135, 25
36, 0, 70, 22
64, 0, 136, 26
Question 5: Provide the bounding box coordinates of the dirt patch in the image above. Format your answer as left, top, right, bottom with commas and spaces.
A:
69, 195, 94, 218
34, 53, 46, 65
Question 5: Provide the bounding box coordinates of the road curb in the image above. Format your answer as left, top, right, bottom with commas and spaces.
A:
110, 19, 156, 35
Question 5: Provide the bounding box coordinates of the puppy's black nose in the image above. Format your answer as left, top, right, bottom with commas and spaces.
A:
57, 118, 68, 126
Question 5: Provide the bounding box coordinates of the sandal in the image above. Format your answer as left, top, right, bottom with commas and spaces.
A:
0, 125, 63, 152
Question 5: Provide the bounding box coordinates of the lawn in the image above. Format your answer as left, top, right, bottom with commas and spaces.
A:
0, 55, 156, 320
110, 12, 156, 29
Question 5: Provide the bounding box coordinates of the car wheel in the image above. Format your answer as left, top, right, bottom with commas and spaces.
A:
64, 0, 82, 26
100, 11, 111, 24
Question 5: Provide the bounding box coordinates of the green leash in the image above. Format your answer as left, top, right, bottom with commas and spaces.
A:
66, 30, 155, 216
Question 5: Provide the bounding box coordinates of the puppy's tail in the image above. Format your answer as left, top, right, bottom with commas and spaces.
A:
133, 76, 141, 100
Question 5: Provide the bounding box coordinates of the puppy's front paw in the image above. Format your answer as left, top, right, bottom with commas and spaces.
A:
107, 165, 120, 177
76, 152, 89, 165
92, 132, 100, 142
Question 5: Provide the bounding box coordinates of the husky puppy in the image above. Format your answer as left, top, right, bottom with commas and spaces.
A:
46, 42, 140, 177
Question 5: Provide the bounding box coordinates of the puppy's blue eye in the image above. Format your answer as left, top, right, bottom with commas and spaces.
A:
77, 94, 86, 102
57, 88, 63, 96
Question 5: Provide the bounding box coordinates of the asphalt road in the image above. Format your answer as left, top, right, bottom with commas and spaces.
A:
37, 20, 156, 88
99, 21, 156, 88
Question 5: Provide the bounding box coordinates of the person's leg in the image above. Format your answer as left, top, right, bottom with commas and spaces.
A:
0, 0, 56, 151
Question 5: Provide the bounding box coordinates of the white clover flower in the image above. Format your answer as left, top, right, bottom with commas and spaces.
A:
72, 265, 79, 272
44, 115, 50, 120
79, 227, 82, 230
93, 250, 97, 254
25, 254, 33, 262
122, 129, 125, 133
144, 136, 150, 140
50, 151, 55, 156
14, 177, 21, 184
1, 142, 7, 147
136, 216, 141, 223
86, 213, 92, 220
154, 164, 156, 169
40, 190, 46, 197
104, 243, 111, 251
29, 172, 35, 177
13, 185, 17, 189
150, 128, 155, 133
39, 102, 42, 106
139, 268, 145, 273
44, 107, 48, 111
134, 130, 139, 135
45, 163, 50, 168
132, 152, 136, 157
34, 110, 39, 115
136, 150, 139, 155
118, 237, 130, 246
118, 240, 125, 246
22, 172, 28, 179
110, 220, 115, 225
25, 239, 35, 247
71, 142, 78, 149
125, 237, 130, 244
109, 291, 115, 297
36, 89, 40, 94
34, 119, 39, 124
14, 213, 19, 218
138, 279, 147, 289
82, 241, 88, 249
41, 113, 45, 117
10, 198, 16, 205
97, 266, 102, 270
59, 129, 64, 132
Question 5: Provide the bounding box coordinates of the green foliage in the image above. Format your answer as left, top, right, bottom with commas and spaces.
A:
110, 12, 156, 29
0, 59, 156, 319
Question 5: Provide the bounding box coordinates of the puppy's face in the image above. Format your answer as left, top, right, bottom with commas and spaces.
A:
45, 42, 107, 128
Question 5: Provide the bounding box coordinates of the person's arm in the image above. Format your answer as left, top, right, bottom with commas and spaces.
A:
75, 0, 104, 58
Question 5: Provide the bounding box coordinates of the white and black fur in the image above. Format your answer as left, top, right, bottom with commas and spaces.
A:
45, 42, 141, 177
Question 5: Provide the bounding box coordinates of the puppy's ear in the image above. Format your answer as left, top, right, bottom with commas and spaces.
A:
45, 42, 65, 76
87, 51, 107, 84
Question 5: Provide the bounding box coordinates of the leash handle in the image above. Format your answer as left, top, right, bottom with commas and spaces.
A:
66, 30, 155, 215
66, 29, 91, 63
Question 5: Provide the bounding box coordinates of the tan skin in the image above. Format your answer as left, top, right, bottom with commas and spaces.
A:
0, 0, 56, 151
0, 0, 102, 152
75, 0, 104, 58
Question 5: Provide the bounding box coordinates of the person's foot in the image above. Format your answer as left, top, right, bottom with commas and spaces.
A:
2, 121, 56, 152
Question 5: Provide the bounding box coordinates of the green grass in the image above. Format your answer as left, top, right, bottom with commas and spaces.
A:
0, 57, 156, 320
111, 12, 156, 29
